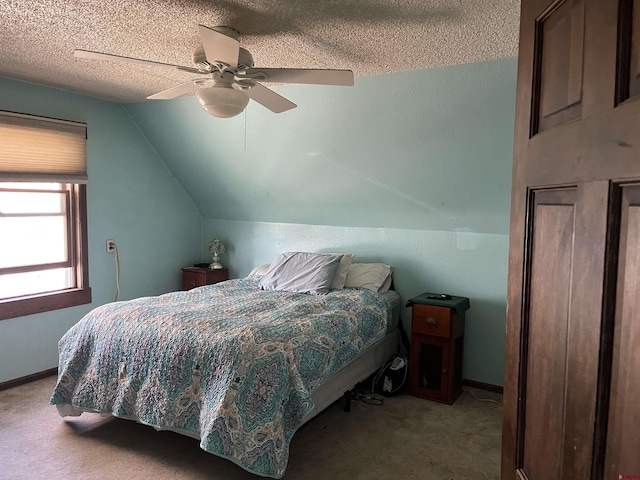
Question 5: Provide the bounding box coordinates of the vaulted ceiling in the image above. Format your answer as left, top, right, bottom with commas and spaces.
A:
1, 0, 520, 103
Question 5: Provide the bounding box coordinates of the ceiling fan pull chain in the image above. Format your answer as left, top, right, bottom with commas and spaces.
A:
244, 109, 247, 151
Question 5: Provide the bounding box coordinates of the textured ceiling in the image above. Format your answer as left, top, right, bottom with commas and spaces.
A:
0, 0, 520, 104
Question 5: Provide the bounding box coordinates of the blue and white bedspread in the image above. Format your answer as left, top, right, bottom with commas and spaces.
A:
50, 277, 391, 478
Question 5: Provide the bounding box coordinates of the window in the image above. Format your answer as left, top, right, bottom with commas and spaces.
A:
0, 112, 90, 320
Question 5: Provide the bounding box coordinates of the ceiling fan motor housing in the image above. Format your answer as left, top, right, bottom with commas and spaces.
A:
192, 46, 254, 72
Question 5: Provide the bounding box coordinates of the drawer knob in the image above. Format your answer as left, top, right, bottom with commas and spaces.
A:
427, 317, 437, 325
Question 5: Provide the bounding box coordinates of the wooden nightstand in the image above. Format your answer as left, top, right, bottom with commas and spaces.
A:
406, 293, 470, 404
181, 267, 228, 290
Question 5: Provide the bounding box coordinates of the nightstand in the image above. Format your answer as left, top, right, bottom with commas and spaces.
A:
181, 267, 228, 290
406, 293, 470, 404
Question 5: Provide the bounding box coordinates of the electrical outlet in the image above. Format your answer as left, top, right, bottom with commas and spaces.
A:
106, 239, 116, 253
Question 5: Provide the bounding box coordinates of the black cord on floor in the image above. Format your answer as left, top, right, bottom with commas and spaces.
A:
350, 389, 384, 406
464, 387, 502, 406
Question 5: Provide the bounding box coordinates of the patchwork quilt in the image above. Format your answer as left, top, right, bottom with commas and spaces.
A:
50, 277, 391, 478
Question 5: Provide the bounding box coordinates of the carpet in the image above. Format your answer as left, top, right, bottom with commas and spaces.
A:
0, 376, 501, 479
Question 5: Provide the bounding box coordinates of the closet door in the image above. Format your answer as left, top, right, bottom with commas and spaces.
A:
502, 0, 640, 479
605, 185, 640, 478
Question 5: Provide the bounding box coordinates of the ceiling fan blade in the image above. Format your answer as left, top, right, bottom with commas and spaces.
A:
245, 68, 354, 86
248, 83, 296, 113
198, 25, 239, 69
147, 79, 207, 100
74, 49, 203, 74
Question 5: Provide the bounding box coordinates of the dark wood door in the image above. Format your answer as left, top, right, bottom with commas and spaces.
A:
502, 1, 640, 479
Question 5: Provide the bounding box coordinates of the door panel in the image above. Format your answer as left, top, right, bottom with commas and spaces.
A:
521, 190, 575, 480
517, 184, 607, 480
503, 0, 640, 478
604, 185, 640, 478
535, 0, 585, 133
628, 0, 640, 98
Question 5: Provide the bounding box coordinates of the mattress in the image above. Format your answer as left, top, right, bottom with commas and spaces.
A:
382, 290, 401, 329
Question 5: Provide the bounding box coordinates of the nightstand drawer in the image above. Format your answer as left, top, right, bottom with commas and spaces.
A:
412, 304, 452, 338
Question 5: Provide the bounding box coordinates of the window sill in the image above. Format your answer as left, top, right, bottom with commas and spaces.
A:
0, 287, 92, 321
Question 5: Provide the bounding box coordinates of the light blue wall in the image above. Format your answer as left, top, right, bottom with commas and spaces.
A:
0, 77, 202, 383
125, 58, 517, 235
194, 59, 516, 386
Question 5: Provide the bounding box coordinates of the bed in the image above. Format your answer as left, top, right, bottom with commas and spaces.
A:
50, 253, 399, 478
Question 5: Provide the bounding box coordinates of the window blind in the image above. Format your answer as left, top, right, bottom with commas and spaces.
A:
0, 111, 87, 183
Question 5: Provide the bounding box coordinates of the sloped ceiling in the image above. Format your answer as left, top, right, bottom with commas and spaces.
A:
1, 0, 519, 103
125, 58, 518, 234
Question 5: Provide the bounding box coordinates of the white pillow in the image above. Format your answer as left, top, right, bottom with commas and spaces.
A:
259, 252, 343, 295
328, 253, 355, 289
248, 263, 271, 276
344, 263, 393, 293
249, 254, 354, 289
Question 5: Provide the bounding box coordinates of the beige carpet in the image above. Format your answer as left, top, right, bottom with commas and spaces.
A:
0, 376, 502, 480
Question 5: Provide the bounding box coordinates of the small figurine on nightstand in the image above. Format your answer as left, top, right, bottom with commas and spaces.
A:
207, 237, 226, 270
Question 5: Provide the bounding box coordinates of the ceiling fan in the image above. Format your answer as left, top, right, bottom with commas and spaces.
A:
74, 25, 355, 118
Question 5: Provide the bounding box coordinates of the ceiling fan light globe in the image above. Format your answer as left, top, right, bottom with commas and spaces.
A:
195, 87, 249, 118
